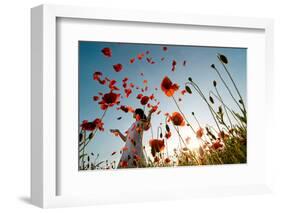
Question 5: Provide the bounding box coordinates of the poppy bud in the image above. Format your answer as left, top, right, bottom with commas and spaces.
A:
89, 132, 94, 139
165, 124, 170, 132
239, 99, 243, 104
87, 156, 90, 162
188, 77, 193, 82
209, 96, 214, 104
218, 106, 222, 114
213, 80, 217, 87
211, 64, 216, 69
79, 133, 83, 142
185, 85, 192, 94
160, 133, 163, 138
192, 112, 194, 116
218, 54, 228, 64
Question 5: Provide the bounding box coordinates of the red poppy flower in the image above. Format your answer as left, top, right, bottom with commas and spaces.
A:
119, 160, 128, 168
93, 96, 99, 101
80, 120, 94, 131
151, 105, 158, 112
80, 119, 104, 131
124, 88, 132, 98
101, 47, 112, 57
161, 76, 179, 97
164, 158, 171, 164
99, 92, 120, 110
170, 112, 185, 126
165, 131, 172, 139
136, 94, 143, 99
94, 118, 104, 131
93, 71, 102, 80
140, 96, 149, 105
196, 128, 204, 139
129, 58, 135, 64
154, 156, 160, 163
113, 63, 123, 72
163, 46, 168, 51
133, 154, 141, 161
149, 139, 165, 157
212, 139, 223, 150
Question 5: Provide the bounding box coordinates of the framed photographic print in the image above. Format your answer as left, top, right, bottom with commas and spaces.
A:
31, 4, 274, 208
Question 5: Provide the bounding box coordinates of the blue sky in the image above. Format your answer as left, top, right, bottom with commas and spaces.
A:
79, 41, 246, 167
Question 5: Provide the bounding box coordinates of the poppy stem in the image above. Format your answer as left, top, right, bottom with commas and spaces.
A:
81, 130, 86, 170
212, 65, 245, 117
212, 87, 233, 129
79, 109, 108, 153
218, 57, 247, 116
192, 113, 201, 128
150, 124, 154, 139
209, 91, 246, 130
172, 124, 187, 148
143, 146, 149, 166
186, 81, 222, 133
171, 94, 196, 133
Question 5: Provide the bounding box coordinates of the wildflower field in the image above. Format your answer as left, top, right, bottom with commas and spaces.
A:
79, 42, 247, 170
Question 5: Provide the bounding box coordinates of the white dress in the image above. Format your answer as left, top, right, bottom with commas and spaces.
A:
118, 120, 148, 168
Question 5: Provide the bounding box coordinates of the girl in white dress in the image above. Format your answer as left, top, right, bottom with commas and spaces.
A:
110, 108, 154, 168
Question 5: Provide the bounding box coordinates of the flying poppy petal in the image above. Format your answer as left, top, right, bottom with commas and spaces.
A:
113, 63, 123, 72
101, 47, 112, 57
129, 58, 135, 64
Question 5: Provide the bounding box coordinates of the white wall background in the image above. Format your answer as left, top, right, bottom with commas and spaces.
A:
0, 0, 280, 212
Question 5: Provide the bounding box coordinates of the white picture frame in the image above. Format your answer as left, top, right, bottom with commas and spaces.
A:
31, 4, 274, 208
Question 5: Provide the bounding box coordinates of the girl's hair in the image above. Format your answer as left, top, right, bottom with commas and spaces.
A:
134, 108, 147, 120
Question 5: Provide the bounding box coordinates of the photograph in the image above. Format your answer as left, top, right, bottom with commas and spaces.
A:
78, 41, 247, 171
